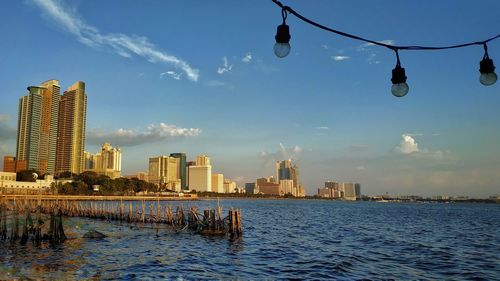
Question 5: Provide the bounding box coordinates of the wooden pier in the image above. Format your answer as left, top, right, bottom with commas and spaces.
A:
0, 196, 242, 245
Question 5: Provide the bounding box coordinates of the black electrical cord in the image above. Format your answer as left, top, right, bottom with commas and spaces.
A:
271, 0, 500, 52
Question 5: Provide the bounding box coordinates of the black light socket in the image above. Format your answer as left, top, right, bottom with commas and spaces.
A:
275, 24, 291, 44
480, 57, 495, 74
391, 65, 407, 84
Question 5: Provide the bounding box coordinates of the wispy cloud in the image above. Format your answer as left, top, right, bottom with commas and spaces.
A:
217, 56, 233, 74
356, 39, 394, 64
367, 53, 380, 64
259, 143, 309, 168
321, 44, 329, 50
316, 126, 329, 130
32, 0, 199, 81
359, 39, 395, 50
242, 52, 252, 63
87, 123, 201, 147
160, 71, 182, 80
332, 55, 350, 62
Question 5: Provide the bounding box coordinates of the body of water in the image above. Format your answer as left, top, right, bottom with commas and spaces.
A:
0, 200, 499, 280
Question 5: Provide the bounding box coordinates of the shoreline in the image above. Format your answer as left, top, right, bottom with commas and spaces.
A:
0, 194, 198, 201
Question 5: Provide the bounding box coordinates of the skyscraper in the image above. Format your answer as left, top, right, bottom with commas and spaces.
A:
274, 159, 305, 196
56, 81, 87, 175
16, 80, 60, 174
16, 89, 42, 171
38, 80, 60, 174
170, 152, 187, 190
148, 156, 180, 189
84, 143, 122, 179
188, 155, 212, 192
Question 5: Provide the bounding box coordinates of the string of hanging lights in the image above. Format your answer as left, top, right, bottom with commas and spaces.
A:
271, 0, 499, 97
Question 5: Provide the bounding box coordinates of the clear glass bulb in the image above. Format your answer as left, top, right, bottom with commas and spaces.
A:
391, 82, 409, 97
480, 72, 497, 86
274, 42, 291, 58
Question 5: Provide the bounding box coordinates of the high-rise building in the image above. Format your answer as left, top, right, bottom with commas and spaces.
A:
170, 153, 187, 190
148, 156, 180, 187
223, 179, 236, 193
276, 160, 301, 194
84, 143, 122, 179
38, 80, 60, 174
245, 183, 257, 194
185, 161, 196, 189
188, 155, 212, 192
16, 80, 61, 174
279, 179, 294, 196
211, 173, 224, 193
16, 87, 42, 172
343, 183, 359, 201
56, 81, 87, 175
325, 181, 340, 190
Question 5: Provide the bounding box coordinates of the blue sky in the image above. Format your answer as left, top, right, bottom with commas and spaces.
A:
0, 0, 499, 197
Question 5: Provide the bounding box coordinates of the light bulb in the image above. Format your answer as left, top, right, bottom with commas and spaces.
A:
274, 42, 291, 58
480, 72, 497, 86
391, 63, 409, 97
391, 83, 409, 97
274, 23, 291, 58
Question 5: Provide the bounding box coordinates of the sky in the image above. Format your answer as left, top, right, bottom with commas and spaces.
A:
0, 0, 499, 197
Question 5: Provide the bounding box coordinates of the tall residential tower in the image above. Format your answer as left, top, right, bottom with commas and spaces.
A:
16, 80, 60, 174
55, 81, 87, 174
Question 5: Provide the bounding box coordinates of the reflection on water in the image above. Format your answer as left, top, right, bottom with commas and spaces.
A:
0, 200, 499, 279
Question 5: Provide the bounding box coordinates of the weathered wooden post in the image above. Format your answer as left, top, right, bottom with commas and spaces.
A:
34, 205, 42, 244
57, 207, 66, 243
11, 201, 19, 242
209, 209, 216, 231
203, 209, 209, 227
0, 203, 5, 240
20, 204, 31, 244
141, 201, 145, 224
236, 209, 242, 236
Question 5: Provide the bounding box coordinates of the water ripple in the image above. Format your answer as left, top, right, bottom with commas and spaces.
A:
0, 200, 499, 280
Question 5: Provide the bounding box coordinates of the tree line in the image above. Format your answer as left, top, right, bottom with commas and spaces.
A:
15, 169, 159, 196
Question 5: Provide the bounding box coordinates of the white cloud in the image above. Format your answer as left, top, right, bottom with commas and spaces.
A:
242, 52, 252, 63
217, 56, 233, 74
321, 44, 329, 50
332, 55, 350, 61
160, 71, 182, 80
395, 134, 451, 161
32, 0, 199, 81
396, 134, 419, 154
316, 126, 329, 130
87, 123, 201, 146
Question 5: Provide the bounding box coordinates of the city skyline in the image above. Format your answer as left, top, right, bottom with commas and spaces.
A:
0, 0, 499, 196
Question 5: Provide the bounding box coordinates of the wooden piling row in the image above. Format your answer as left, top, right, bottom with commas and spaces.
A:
0, 198, 243, 242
